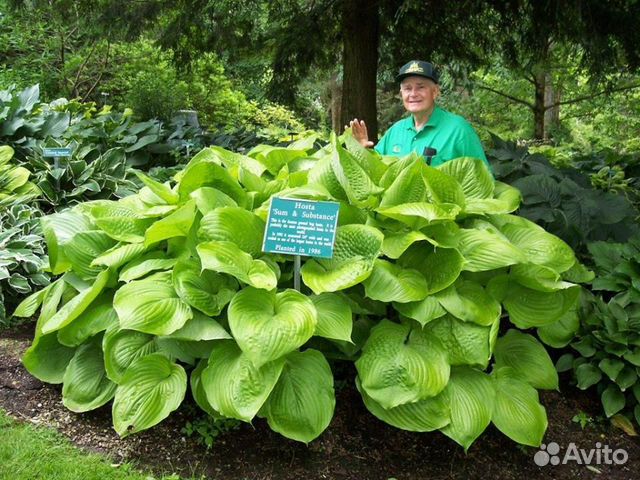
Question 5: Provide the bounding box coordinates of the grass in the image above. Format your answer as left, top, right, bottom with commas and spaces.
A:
0, 409, 189, 480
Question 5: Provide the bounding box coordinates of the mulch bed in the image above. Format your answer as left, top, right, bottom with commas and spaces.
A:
1, 323, 639, 480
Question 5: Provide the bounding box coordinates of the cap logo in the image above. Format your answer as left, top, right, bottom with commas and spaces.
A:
405, 62, 424, 74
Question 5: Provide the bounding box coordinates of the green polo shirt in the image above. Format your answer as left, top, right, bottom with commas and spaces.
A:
374, 106, 489, 168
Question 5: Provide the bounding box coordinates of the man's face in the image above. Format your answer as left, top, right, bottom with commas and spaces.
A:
399, 76, 439, 116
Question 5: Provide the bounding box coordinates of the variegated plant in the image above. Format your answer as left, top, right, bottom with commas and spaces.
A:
16, 133, 592, 448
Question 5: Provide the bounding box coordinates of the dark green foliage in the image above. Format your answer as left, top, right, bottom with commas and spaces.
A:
488, 136, 640, 256
558, 238, 640, 428
0, 203, 49, 325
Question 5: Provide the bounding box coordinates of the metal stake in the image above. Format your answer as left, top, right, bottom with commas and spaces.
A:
294, 255, 301, 292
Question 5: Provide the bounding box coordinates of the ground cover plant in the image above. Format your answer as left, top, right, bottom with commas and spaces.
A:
558, 237, 640, 429
15, 134, 591, 450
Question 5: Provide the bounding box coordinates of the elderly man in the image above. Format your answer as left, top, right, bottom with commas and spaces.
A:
349, 60, 489, 168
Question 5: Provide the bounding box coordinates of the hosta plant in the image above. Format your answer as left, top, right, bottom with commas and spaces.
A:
0, 145, 40, 206
557, 238, 640, 428
16, 135, 590, 448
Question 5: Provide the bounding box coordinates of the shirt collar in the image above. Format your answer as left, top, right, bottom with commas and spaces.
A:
405, 106, 443, 132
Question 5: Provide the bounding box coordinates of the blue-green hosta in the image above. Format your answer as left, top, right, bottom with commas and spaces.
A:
15, 134, 592, 448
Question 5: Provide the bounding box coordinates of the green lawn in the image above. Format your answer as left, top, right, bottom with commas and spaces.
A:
0, 409, 188, 480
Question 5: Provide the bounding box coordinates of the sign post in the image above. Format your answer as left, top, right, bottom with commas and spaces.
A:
43, 147, 72, 190
262, 197, 340, 291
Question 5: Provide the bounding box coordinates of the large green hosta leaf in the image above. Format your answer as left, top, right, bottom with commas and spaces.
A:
435, 279, 501, 326
439, 367, 495, 451
102, 328, 158, 384
64, 231, 117, 280
362, 259, 429, 303
421, 164, 466, 207
41, 210, 94, 274
57, 293, 118, 347
491, 367, 547, 447
330, 136, 383, 205
62, 335, 116, 412
259, 350, 335, 443
190, 359, 222, 418
22, 332, 76, 384
301, 224, 383, 294
494, 330, 558, 390
190, 186, 238, 215
356, 320, 450, 409
393, 296, 446, 327
197, 241, 277, 290
381, 230, 430, 259
424, 315, 494, 368
112, 353, 187, 436
464, 182, 520, 215
113, 272, 192, 335
144, 200, 197, 246
457, 228, 527, 271
379, 160, 427, 207
537, 307, 580, 348
500, 282, 581, 328
90, 203, 155, 243
438, 157, 494, 199
40, 269, 111, 334
357, 377, 450, 432
228, 287, 317, 367
172, 257, 237, 316
91, 243, 147, 270
310, 293, 353, 342
118, 253, 178, 283
198, 207, 265, 257
376, 202, 460, 229
201, 341, 285, 422
398, 244, 464, 295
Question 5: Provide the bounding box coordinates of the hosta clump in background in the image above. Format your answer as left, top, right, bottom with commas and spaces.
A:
557, 238, 640, 430
16, 134, 591, 449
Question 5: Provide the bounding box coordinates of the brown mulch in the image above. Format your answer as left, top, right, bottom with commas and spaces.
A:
1, 324, 639, 480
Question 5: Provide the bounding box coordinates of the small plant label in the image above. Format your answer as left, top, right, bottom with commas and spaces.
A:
262, 197, 340, 258
42, 147, 72, 157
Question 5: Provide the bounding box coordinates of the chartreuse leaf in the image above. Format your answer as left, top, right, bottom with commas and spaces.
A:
113, 271, 192, 335
90, 203, 155, 243
494, 330, 558, 390
91, 242, 147, 269
502, 283, 581, 328
375, 202, 461, 229
381, 230, 430, 259
440, 367, 495, 451
119, 253, 177, 282
102, 327, 158, 384
57, 293, 118, 347
438, 157, 494, 199
189, 186, 238, 215
424, 315, 494, 368
379, 160, 426, 207
202, 341, 285, 422
398, 244, 464, 295
64, 231, 117, 280
464, 182, 521, 215
22, 331, 76, 384
197, 241, 277, 290
301, 224, 383, 294
132, 170, 178, 204
492, 215, 576, 273
112, 353, 187, 436
343, 132, 387, 183
198, 207, 265, 256
310, 293, 353, 342
510, 264, 576, 292
209, 145, 267, 177
172, 257, 237, 316
421, 164, 466, 207
41, 210, 94, 274
248, 144, 307, 175
13, 285, 49, 318
259, 350, 335, 443
356, 377, 450, 432
356, 320, 450, 409
457, 228, 526, 271
62, 335, 116, 412
144, 200, 197, 246
491, 367, 547, 446
163, 311, 230, 341
537, 307, 580, 348
393, 296, 446, 327
190, 359, 223, 418
40, 269, 111, 334
228, 287, 317, 367
363, 259, 429, 303
176, 153, 247, 206
435, 279, 501, 326
330, 135, 383, 205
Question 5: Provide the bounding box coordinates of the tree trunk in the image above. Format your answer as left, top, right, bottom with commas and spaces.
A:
543, 72, 561, 140
340, 0, 379, 140
328, 71, 343, 133
533, 72, 546, 140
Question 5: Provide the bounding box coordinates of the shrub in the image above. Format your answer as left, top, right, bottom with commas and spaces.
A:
16, 136, 590, 448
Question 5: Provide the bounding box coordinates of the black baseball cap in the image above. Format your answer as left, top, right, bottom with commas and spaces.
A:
396, 60, 440, 84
